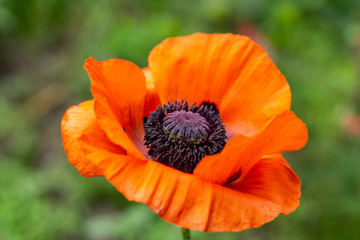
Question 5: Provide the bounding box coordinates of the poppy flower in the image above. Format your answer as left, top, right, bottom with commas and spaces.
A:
61, 33, 308, 232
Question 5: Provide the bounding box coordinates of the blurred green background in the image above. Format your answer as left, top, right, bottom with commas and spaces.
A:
1, 0, 360, 239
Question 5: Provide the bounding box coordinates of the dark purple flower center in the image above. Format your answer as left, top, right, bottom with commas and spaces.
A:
144, 101, 227, 173
163, 110, 210, 143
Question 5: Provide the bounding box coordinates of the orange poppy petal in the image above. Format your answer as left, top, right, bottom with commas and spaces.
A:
148, 33, 290, 137
226, 154, 301, 214
219, 53, 291, 137
79, 144, 282, 232
84, 57, 147, 159
61, 100, 125, 177
143, 68, 161, 117
194, 111, 308, 185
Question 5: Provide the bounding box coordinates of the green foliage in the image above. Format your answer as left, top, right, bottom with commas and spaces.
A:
1, 0, 360, 239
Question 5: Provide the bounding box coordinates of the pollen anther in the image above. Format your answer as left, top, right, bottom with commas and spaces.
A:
144, 101, 227, 173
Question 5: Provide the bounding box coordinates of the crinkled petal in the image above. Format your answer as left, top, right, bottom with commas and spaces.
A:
78, 145, 282, 232
148, 33, 290, 137
84, 57, 148, 159
194, 111, 308, 185
61, 100, 125, 177
226, 154, 301, 214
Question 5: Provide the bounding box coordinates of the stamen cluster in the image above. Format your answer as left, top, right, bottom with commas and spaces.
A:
144, 101, 227, 173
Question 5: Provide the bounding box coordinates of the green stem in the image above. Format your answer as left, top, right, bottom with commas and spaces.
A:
181, 228, 191, 240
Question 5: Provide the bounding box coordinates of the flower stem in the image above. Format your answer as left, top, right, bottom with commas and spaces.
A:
181, 228, 191, 240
